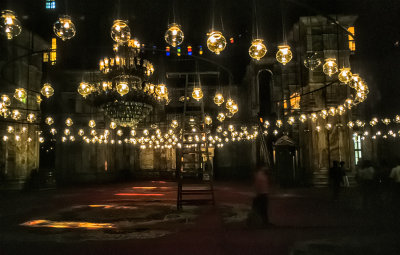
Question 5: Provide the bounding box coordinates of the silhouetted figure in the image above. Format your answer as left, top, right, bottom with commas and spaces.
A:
247, 167, 270, 228
389, 161, 400, 212
357, 160, 376, 209
329, 161, 343, 201
340, 161, 349, 187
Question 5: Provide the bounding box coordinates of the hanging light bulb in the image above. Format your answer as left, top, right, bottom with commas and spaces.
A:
50, 128, 57, 135
217, 112, 225, 122
206, 31, 226, 55
45, 117, 54, 125
226, 111, 234, 118
328, 107, 336, 116
338, 68, 352, 84
205, 115, 212, 125
348, 74, 361, 89
88, 120, 96, 128
276, 45, 292, 65
192, 87, 203, 101
27, 113, 36, 123
287, 116, 295, 125
249, 39, 267, 60
165, 23, 184, 47
276, 119, 283, 128
14, 88, 27, 102
11, 110, 21, 120
0, 10, 22, 40
78, 129, 85, 136
299, 114, 307, 123
1, 94, 10, 106
111, 20, 131, 43
337, 105, 346, 115
322, 58, 338, 77
78, 82, 92, 98
155, 84, 168, 98
110, 121, 117, 129
64, 128, 71, 136
226, 98, 234, 110
116, 81, 129, 96
171, 119, 179, 128
213, 92, 224, 106
65, 118, 73, 126
40, 83, 54, 98
303, 52, 321, 70
230, 104, 239, 114
53, 15, 76, 41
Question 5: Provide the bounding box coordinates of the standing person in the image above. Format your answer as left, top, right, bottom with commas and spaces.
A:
357, 160, 376, 209
340, 161, 349, 187
247, 166, 271, 228
389, 161, 400, 212
329, 161, 343, 201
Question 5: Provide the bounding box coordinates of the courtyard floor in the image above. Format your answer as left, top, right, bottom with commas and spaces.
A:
0, 180, 399, 255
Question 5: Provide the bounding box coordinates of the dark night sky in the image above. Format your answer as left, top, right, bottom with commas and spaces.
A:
1, 0, 400, 117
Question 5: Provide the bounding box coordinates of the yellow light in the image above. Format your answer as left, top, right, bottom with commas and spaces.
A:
205, 115, 212, 125
116, 81, 129, 96
1, 10, 21, 40
78, 129, 84, 136
44, 117, 54, 126
171, 119, 179, 128
27, 113, 36, 123
192, 87, 203, 101
249, 39, 267, 60
226, 98, 234, 110
322, 58, 338, 77
111, 20, 131, 43
299, 114, 307, 123
287, 116, 295, 125
7, 126, 14, 133
320, 110, 328, 119
165, 23, 184, 47
65, 118, 73, 126
213, 92, 224, 106
217, 112, 225, 122
64, 128, 71, 136
88, 120, 96, 128
14, 88, 27, 102
276, 120, 283, 128
276, 45, 292, 65
338, 68, 352, 84
110, 121, 117, 129
78, 82, 92, 98
53, 15, 76, 41
40, 83, 54, 98
155, 84, 168, 98
230, 104, 239, 114
325, 123, 332, 130
11, 110, 21, 120
207, 31, 227, 55
1, 94, 11, 106
347, 121, 354, 128
328, 107, 336, 116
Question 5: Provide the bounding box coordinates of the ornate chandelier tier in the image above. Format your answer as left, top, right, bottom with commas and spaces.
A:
78, 39, 168, 127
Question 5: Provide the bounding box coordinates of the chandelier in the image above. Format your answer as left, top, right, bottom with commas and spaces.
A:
78, 39, 167, 127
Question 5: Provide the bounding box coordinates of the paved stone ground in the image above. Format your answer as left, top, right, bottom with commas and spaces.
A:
0, 181, 399, 255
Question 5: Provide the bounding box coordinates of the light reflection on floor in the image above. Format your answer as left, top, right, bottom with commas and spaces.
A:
88, 204, 138, 209
21, 220, 115, 229
114, 193, 165, 196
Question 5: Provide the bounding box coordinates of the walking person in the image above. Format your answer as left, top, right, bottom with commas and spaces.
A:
247, 166, 271, 228
329, 161, 343, 201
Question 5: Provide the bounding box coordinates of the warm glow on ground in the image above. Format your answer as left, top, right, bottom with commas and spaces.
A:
21, 220, 115, 229
114, 193, 165, 196
88, 204, 137, 209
